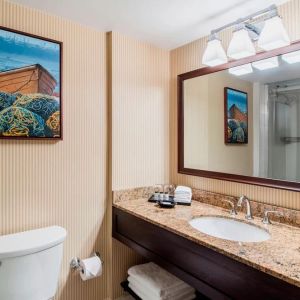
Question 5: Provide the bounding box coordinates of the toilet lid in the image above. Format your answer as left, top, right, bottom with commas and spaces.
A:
0, 226, 67, 259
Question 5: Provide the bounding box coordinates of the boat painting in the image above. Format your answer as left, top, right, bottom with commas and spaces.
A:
0, 26, 62, 139
224, 87, 248, 144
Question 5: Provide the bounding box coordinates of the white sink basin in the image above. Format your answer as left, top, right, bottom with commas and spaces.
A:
189, 216, 270, 243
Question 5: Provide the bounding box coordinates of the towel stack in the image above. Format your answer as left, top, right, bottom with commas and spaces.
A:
174, 186, 192, 204
127, 262, 196, 300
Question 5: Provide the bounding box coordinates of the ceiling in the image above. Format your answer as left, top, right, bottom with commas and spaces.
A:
10, 0, 289, 49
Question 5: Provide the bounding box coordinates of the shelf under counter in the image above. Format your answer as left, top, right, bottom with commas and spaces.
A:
112, 201, 300, 300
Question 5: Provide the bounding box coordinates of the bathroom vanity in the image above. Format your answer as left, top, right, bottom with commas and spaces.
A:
112, 41, 300, 300
112, 190, 300, 300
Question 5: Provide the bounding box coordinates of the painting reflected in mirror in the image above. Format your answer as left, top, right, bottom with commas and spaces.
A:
225, 88, 248, 144
179, 43, 300, 190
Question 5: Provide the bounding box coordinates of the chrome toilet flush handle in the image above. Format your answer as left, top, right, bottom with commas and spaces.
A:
262, 210, 283, 224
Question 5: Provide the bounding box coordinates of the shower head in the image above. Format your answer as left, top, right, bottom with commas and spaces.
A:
275, 92, 297, 106
268, 84, 298, 106
276, 94, 290, 105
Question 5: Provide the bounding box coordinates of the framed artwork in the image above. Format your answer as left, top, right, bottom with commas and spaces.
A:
224, 87, 248, 144
0, 26, 62, 139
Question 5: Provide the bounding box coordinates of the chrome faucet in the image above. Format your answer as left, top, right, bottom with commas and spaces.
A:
262, 210, 283, 224
237, 195, 253, 220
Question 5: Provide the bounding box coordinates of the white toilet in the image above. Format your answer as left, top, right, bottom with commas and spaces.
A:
0, 226, 67, 300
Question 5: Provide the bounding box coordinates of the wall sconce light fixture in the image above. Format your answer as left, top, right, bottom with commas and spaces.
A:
202, 5, 290, 67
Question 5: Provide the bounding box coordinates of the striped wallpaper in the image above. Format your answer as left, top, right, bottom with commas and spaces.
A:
111, 32, 170, 191
0, 1, 110, 299
111, 32, 170, 298
170, 0, 300, 210
1, 0, 300, 300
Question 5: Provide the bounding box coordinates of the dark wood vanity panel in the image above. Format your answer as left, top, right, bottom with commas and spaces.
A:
113, 207, 300, 300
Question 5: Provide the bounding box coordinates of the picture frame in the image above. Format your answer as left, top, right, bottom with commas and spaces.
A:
0, 26, 63, 140
224, 87, 248, 144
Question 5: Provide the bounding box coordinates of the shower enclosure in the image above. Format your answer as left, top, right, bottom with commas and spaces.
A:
267, 80, 300, 182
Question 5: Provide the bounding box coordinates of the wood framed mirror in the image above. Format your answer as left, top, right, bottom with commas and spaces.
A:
178, 41, 300, 191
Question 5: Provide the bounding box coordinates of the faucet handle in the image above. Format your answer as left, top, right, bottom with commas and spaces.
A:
221, 199, 237, 215
154, 184, 164, 193
163, 184, 175, 194
262, 210, 283, 224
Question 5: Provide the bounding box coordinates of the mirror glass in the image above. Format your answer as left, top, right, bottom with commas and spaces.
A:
183, 49, 300, 183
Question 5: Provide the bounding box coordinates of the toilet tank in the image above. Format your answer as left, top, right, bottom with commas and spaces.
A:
0, 226, 67, 300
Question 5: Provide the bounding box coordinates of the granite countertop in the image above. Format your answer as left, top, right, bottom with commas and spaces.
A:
113, 197, 300, 288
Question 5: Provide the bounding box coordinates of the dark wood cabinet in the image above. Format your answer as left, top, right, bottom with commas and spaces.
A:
113, 207, 300, 300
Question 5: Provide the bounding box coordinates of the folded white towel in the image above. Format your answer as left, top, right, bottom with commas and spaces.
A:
129, 280, 196, 300
175, 194, 191, 197
128, 262, 194, 298
128, 275, 194, 299
175, 186, 192, 194
129, 282, 153, 300
175, 192, 191, 196
129, 277, 193, 297
175, 198, 192, 204
175, 193, 191, 196
174, 186, 192, 204
174, 195, 192, 200
175, 192, 191, 195
174, 195, 192, 202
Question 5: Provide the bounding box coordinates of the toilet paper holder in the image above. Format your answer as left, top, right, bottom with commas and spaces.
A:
70, 252, 102, 272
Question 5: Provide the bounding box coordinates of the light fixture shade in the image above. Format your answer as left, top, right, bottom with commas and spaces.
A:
258, 16, 290, 51
202, 39, 228, 67
229, 63, 253, 76
282, 50, 300, 64
252, 57, 279, 70
227, 29, 255, 59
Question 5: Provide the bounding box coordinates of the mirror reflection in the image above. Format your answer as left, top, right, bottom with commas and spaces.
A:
183, 50, 300, 182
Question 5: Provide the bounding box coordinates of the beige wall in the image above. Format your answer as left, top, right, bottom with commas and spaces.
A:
171, 0, 300, 210
0, 4, 170, 298
184, 76, 209, 170
1, 1, 300, 300
111, 32, 170, 298
184, 72, 253, 175
111, 32, 170, 190
208, 72, 253, 175
0, 1, 110, 300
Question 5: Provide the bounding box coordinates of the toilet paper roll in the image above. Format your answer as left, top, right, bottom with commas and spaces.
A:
79, 256, 103, 281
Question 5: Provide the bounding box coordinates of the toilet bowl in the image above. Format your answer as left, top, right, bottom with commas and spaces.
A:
0, 226, 67, 300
